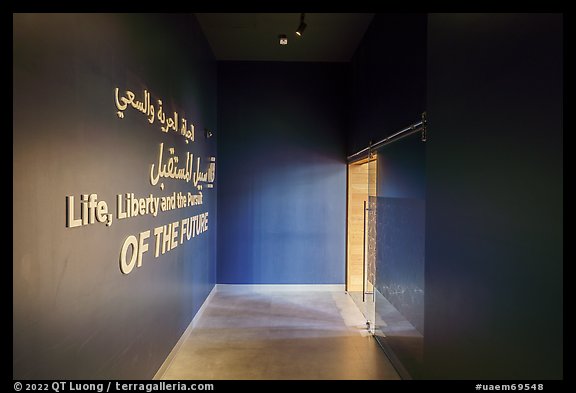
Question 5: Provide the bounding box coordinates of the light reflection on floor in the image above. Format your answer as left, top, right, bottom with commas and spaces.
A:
349, 288, 423, 378
159, 286, 400, 380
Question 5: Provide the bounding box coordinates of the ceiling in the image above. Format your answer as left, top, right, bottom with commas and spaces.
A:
195, 13, 375, 62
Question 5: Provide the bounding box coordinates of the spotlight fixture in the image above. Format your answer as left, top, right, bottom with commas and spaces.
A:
296, 13, 307, 36
204, 128, 213, 138
279, 34, 288, 45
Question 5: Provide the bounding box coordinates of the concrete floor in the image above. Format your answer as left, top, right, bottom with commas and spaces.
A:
159, 286, 400, 380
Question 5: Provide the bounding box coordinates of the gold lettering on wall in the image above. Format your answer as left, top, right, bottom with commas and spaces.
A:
114, 87, 195, 143
64, 84, 217, 275
149, 143, 215, 191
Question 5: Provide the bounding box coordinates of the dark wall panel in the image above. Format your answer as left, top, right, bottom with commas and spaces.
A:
13, 14, 218, 379
425, 13, 563, 379
217, 61, 347, 284
348, 13, 427, 156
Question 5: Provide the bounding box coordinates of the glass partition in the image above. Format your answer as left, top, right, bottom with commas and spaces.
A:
370, 132, 426, 379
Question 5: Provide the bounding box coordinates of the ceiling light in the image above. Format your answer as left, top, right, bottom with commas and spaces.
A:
279, 34, 288, 45
296, 13, 307, 36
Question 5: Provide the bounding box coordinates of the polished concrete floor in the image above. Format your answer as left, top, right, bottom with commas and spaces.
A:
159, 286, 400, 380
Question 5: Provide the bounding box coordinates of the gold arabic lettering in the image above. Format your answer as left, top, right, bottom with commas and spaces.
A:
115, 87, 195, 143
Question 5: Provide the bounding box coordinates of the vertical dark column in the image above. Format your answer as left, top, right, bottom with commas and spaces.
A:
425, 13, 563, 379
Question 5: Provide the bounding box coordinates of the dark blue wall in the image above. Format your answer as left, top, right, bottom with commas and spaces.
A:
217, 62, 347, 284
377, 138, 426, 200
425, 13, 563, 379
349, 13, 428, 156
13, 14, 217, 379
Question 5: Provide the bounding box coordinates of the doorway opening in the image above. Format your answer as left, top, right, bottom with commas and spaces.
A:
346, 155, 377, 325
